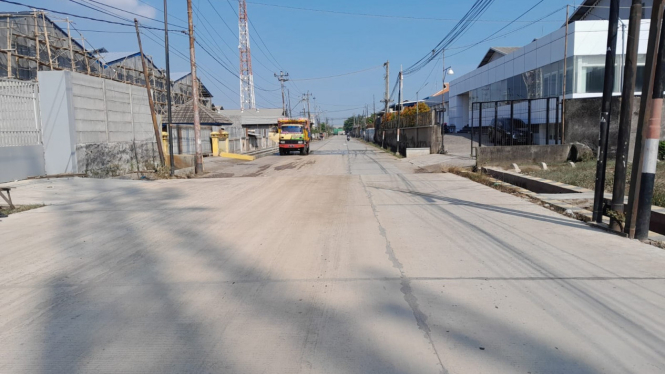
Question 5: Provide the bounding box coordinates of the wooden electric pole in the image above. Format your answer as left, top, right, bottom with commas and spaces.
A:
134, 19, 165, 166
186, 0, 203, 174
610, 0, 642, 232
626, 0, 665, 237
592, 0, 620, 223
163, 0, 175, 175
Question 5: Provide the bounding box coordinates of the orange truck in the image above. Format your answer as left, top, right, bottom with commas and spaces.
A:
278, 118, 311, 155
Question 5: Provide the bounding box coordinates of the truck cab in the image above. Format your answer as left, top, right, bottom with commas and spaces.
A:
278, 118, 311, 155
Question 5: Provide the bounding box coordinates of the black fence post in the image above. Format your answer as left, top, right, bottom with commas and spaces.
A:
546, 98, 550, 145
470, 102, 474, 156
494, 101, 498, 146
554, 97, 561, 144
510, 100, 514, 146
527, 99, 532, 145
479, 103, 483, 148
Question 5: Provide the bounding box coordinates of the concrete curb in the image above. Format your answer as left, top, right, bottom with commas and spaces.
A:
474, 168, 665, 245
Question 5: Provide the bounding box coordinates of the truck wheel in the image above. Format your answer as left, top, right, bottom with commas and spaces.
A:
300, 148, 305, 155
305, 146, 310, 155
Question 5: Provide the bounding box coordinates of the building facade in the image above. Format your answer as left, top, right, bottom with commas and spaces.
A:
448, 0, 652, 135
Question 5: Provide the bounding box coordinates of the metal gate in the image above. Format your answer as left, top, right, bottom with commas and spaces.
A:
0, 79, 46, 183
470, 97, 561, 149
0, 79, 41, 147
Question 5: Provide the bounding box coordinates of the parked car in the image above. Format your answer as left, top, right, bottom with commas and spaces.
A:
457, 125, 471, 134
488, 118, 528, 145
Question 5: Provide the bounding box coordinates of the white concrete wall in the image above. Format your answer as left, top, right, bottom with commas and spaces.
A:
38, 71, 158, 176
70, 73, 154, 145
39, 71, 77, 175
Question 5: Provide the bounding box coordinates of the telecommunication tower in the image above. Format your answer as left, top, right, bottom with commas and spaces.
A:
238, 0, 256, 110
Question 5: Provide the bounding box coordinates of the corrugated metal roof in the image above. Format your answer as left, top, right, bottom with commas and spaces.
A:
170, 101, 232, 125
478, 47, 520, 68
100, 52, 139, 64
221, 108, 285, 126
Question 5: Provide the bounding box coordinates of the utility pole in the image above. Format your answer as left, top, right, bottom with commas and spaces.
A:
441, 48, 447, 153
626, 0, 665, 237
381, 61, 390, 116
372, 94, 376, 129
610, 0, 642, 232
186, 0, 203, 174
287, 89, 292, 117
303, 91, 312, 122
275, 71, 289, 116
398, 65, 403, 113
134, 19, 165, 166
592, 0, 620, 223
562, 5, 569, 143
163, 0, 175, 175
635, 15, 665, 240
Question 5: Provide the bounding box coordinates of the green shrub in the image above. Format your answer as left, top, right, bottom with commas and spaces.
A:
659, 141, 665, 160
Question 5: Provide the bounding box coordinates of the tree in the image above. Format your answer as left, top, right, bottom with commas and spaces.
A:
343, 114, 363, 133
401, 102, 430, 116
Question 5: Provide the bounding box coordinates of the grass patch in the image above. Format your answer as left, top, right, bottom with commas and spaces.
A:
421, 165, 522, 195
524, 160, 665, 208
0, 204, 45, 216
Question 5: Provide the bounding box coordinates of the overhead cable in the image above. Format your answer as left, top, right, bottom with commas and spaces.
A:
246, 1, 561, 23
291, 65, 383, 82
0, 0, 173, 30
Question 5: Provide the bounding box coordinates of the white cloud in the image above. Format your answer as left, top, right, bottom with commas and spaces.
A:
95, 0, 157, 19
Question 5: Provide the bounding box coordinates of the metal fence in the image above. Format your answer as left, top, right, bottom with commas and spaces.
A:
227, 126, 244, 154
172, 125, 213, 155
377, 126, 436, 156
469, 97, 561, 149
0, 79, 41, 147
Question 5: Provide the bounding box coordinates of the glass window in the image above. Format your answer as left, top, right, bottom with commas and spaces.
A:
585, 66, 605, 93
490, 81, 501, 101
575, 55, 605, 94
635, 65, 645, 93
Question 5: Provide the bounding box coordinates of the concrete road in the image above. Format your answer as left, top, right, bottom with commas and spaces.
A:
2, 136, 665, 373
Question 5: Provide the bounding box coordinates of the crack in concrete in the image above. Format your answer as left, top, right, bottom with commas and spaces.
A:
360, 174, 447, 374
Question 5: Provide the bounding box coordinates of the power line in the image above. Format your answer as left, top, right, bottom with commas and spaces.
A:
447, 5, 564, 57
0, 0, 174, 30
78, 0, 278, 99
79, 0, 187, 29
224, 0, 284, 72
290, 65, 383, 81
403, 0, 497, 75
246, 1, 562, 23
197, 0, 280, 89
135, 0, 189, 24
141, 29, 238, 104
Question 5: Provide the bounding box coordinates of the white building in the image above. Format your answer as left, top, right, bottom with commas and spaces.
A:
448, 0, 652, 140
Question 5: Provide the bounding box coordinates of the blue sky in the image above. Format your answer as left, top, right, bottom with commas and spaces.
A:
4, 0, 577, 125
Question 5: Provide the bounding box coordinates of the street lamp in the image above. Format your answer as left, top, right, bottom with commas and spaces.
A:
443, 67, 454, 82
442, 66, 454, 122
